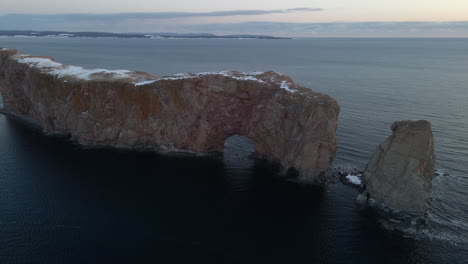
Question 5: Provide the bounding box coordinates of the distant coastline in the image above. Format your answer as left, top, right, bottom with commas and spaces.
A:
0, 30, 290, 40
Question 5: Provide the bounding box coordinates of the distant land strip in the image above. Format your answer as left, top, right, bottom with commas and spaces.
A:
0, 30, 291, 39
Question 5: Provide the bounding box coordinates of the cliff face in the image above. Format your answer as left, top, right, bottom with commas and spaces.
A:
363, 120, 435, 214
0, 48, 340, 180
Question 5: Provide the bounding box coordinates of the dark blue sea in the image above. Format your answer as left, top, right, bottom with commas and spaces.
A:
0, 37, 467, 263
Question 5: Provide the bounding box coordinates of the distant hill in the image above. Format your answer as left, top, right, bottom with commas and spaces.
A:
0, 30, 290, 39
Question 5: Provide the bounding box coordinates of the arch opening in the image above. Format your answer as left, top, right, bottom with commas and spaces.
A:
0, 90, 3, 109
223, 134, 254, 157
223, 134, 255, 170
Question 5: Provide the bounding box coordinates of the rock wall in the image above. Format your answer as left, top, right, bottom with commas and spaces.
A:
363, 120, 435, 214
0, 48, 340, 180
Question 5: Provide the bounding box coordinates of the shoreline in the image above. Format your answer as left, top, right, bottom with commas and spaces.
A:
0, 30, 292, 40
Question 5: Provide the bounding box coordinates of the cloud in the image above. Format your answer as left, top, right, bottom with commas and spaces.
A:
169, 21, 468, 37
0, 8, 323, 24
1, 10, 467, 37
286, 8, 323, 12
0, 9, 323, 32
0, 9, 324, 33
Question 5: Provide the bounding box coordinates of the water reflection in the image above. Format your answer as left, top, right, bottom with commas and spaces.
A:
0, 114, 464, 263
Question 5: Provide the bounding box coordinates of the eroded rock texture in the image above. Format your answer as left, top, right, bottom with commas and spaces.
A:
363, 120, 435, 214
0, 48, 340, 180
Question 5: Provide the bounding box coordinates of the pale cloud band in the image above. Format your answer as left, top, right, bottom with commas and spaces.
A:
186, 21, 468, 37
1, 8, 323, 22
0, 9, 467, 37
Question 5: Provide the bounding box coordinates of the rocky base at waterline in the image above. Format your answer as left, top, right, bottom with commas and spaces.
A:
0, 47, 340, 180
362, 120, 435, 214
317, 165, 364, 185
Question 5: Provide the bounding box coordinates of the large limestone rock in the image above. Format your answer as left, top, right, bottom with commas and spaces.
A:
0, 48, 340, 180
363, 120, 435, 214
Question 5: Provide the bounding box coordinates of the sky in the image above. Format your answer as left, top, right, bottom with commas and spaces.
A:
1, 0, 468, 37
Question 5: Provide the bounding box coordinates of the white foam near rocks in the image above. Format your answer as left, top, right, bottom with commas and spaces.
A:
346, 174, 362, 185
434, 168, 450, 176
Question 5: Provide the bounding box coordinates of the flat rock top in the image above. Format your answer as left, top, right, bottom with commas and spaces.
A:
391, 120, 431, 133
0, 48, 335, 103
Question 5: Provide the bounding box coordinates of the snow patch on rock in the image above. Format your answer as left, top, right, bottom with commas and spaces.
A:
134, 71, 267, 86
16, 56, 62, 68
8, 50, 297, 93
280, 81, 297, 92
13, 54, 132, 80
134, 80, 158, 86
197, 71, 265, 82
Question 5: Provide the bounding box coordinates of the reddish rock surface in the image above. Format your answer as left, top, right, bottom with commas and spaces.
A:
0, 48, 340, 180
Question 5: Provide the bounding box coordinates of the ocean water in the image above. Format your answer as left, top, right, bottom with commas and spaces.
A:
0, 37, 467, 263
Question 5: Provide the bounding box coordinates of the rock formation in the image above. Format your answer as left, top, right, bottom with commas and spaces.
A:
0, 48, 340, 180
362, 120, 435, 214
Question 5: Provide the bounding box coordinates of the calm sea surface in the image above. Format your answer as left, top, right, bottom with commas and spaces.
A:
0, 37, 467, 263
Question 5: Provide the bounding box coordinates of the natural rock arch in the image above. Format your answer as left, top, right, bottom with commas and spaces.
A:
223, 134, 255, 156
0, 48, 340, 180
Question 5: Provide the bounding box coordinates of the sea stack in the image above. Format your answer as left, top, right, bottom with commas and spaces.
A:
363, 120, 435, 214
0, 48, 340, 180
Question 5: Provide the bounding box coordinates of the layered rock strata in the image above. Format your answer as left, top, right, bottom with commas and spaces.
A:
0, 48, 340, 180
363, 120, 435, 214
